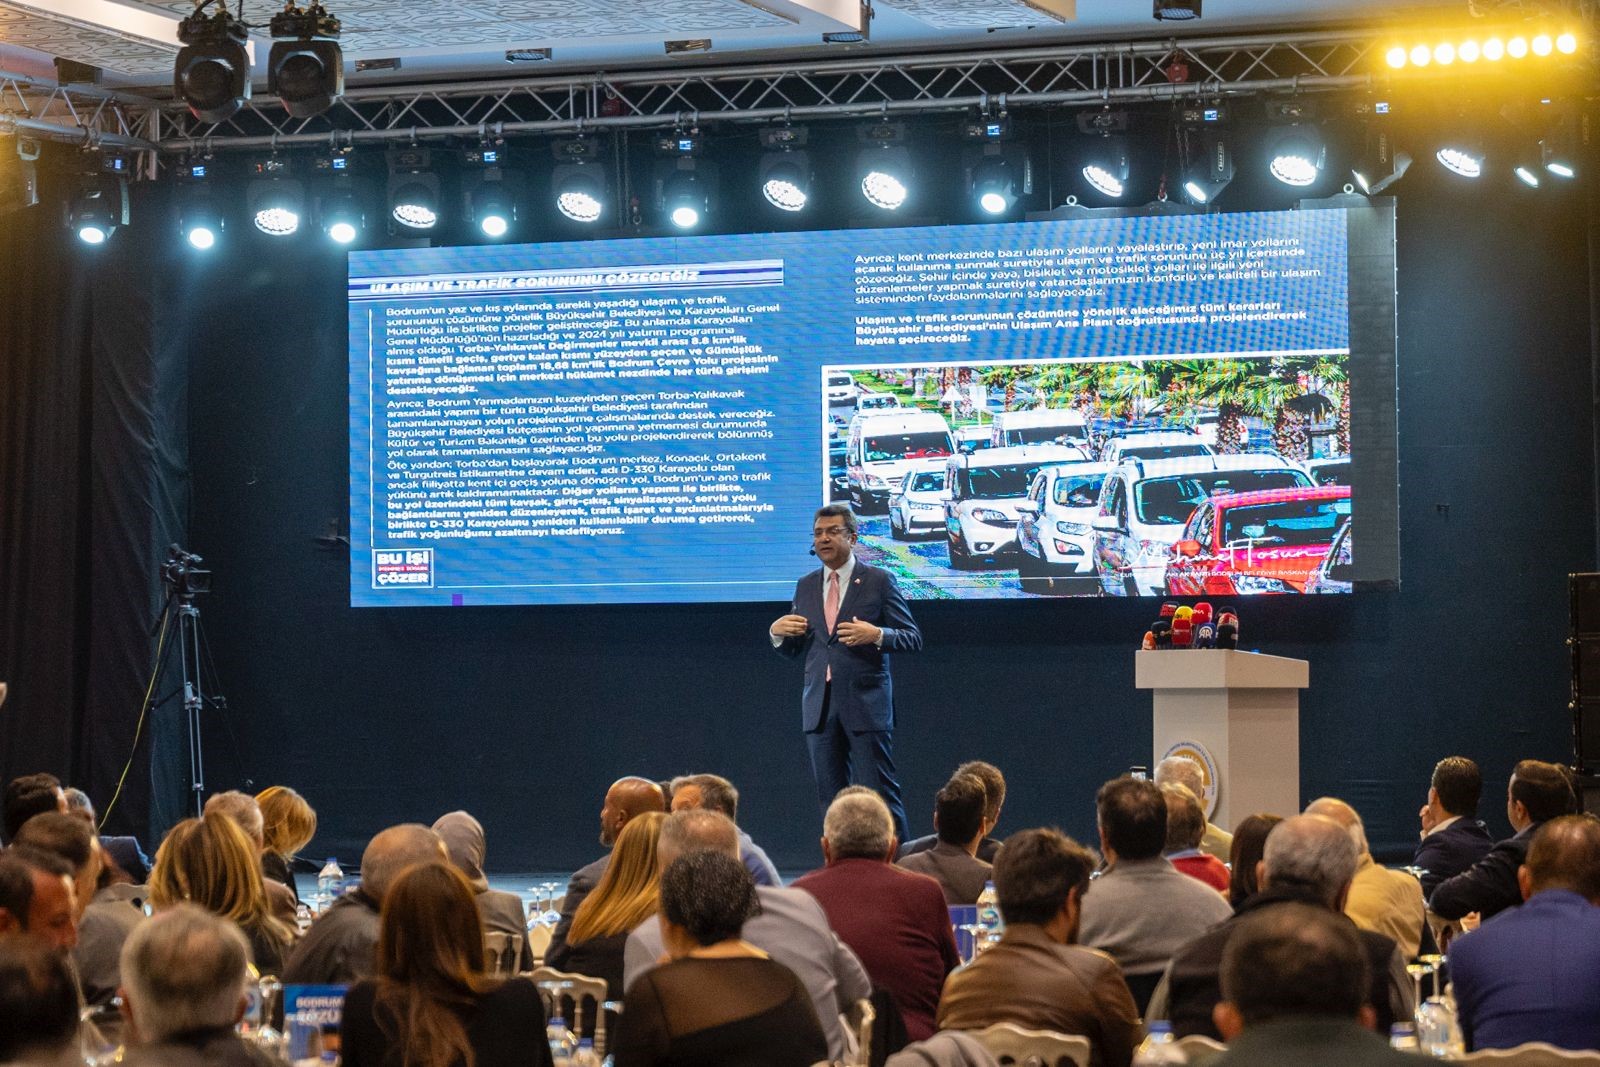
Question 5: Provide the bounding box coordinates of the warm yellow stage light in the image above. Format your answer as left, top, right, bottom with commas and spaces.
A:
1434, 42, 1456, 64
1458, 40, 1480, 62
1386, 45, 1408, 68
1532, 34, 1553, 56
1410, 43, 1432, 66
1557, 32, 1578, 54
1483, 37, 1505, 60
1508, 36, 1529, 58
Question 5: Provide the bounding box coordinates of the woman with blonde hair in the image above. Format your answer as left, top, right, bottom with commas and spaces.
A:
339, 862, 552, 1067
148, 810, 294, 975
256, 785, 317, 905
549, 810, 664, 998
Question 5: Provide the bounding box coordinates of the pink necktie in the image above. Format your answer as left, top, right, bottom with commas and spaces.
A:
824, 571, 841, 681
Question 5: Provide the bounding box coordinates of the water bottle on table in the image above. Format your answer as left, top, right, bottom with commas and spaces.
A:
1132, 1021, 1182, 1065
315, 857, 343, 911
975, 881, 1003, 953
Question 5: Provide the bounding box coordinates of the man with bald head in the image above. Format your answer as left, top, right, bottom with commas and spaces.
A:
282, 823, 446, 984
546, 776, 666, 964
622, 808, 871, 1062
1151, 813, 1412, 1040
1449, 815, 1600, 1052
1304, 797, 1424, 959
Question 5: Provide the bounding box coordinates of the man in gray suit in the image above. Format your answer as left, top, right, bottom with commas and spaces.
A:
624, 809, 871, 1061
897, 773, 993, 905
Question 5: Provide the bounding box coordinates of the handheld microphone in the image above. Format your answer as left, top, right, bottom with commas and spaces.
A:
1141, 631, 1156, 651
1151, 620, 1172, 649
1193, 601, 1214, 626
1160, 602, 1179, 619
1215, 617, 1237, 650
1172, 605, 1194, 625
1194, 622, 1215, 649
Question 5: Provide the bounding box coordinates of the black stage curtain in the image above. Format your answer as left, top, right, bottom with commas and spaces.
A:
0, 185, 189, 841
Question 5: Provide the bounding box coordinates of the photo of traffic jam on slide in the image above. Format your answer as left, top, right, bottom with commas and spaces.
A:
823, 358, 1353, 599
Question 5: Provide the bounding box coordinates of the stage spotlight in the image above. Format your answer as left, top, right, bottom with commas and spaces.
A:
1180, 132, 1234, 204
387, 148, 440, 232
1268, 129, 1325, 187
1515, 159, 1541, 187
176, 159, 222, 248
1558, 32, 1578, 54
1532, 33, 1553, 56
552, 138, 607, 223
268, 1, 344, 119
1542, 140, 1575, 178
970, 157, 1016, 215
1409, 43, 1431, 67
1459, 40, 1481, 63
1483, 37, 1505, 61
463, 143, 517, 238
1076, 109, 1131, 198
1436, 144, 1484, 178
660, 168, 707, 228
1508, 36, 1529, 58
319, 192, 362, 243
1351, 128, 1410, 196
653, 131, 715, 229
247, 157, 304, 236
1153, 0, 1200, 20
1385, 46, 1407, 69
857, 122, 912, 210
759, 126, 811, 213
174, 3, 251, 122
66, 174, 128, 245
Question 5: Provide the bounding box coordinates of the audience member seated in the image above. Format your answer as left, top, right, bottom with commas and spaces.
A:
1162, 785, 1230, 894
0, 937, 81, 1066
0, 848, 79, 952
1431, 759, 1576, 922
1304, 797, 1425, 959
668, 774, 781, 887
13, 811, 136, 1004
283, 823, 447, 985
149, 812, 294, 976
1227, 815, 1282, 909
623, 809, 870, 1062
549, 810, 665, 999
896, 773, 994, 905
900, 761, 1005, 863
3, 773, 68, 843
256, 785, 317, 906
1156, 756, 1231, 861
1208, 903, 1418, 1067
432, 811, 533, 972
116, 903, 279, 1067
1078, 777, 1231, 1011
1153, 813, 1412, 1041
1449, 814, 1600, 1052
63, 786, 152, 884
1412, 757, 1493, 899
340, 862, 554, 1067
613, 851, 827, 1067
936, 827, 1139, 1067
793, 789, 960, 1042
204, 790, 299, 928
548, 777, 666, 965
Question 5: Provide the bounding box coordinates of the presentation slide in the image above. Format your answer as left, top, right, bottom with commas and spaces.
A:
350, 206, 1393, 606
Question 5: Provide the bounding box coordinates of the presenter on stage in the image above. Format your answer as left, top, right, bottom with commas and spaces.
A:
771, 503, 921, 842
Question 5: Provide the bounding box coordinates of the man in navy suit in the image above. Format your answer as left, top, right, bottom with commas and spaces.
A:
771, 504, 922, 841
1413, 756, 1494, 898
1449, 815, 1600, 1052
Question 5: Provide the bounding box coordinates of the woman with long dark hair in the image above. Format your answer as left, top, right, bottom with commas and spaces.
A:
339, 863, 552, 1067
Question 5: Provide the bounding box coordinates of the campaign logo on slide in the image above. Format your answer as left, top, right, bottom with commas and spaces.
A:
373, 548, 433, 588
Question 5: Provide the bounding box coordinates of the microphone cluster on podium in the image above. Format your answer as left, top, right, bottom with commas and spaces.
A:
1142, 601, 1238, 651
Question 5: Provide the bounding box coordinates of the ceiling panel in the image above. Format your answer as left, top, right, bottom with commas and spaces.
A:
0, 0, 173, 73
882, 0, 1075, 30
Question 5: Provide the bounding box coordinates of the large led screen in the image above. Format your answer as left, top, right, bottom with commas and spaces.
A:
350, 203, 1398, 606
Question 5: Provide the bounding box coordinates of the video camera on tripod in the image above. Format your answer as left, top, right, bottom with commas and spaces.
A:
161, 544, 211, 597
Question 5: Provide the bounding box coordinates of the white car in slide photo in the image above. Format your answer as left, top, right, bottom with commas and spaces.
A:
943, 444, 1089, 570
888, 460, 947, 540
1015, 461, 1111, 595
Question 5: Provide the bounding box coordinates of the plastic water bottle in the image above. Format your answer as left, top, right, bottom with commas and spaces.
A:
975, 880, 1003, 951
1389, 1022, 1419, 1051
571, 1037, 601, 1067
547, 1013, 576, 1065
315, 858, 343, 911
1132, 1021, 1182, 1065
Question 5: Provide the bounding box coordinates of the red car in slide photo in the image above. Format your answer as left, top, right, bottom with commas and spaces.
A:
1163, 484, 1353, 596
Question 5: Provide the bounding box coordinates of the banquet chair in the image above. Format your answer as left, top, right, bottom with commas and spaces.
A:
1457, 1045, 1600, 1066
483, 931, 521, 976
843, 997, 875, 1067
969, 1022, 1091, 1067
527, 966, 610, 1051
1173, 1034, 1225, 1064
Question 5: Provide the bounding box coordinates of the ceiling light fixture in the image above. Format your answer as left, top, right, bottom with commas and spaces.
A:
759, 126, 811, 213
174, 1, 252, 122
268, 0, 344, 119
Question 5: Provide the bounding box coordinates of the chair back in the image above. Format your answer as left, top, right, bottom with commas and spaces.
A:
527, 966, 610, 1052
1173, 1033, 1226, 1065
483, 931, 521, 976
970, 1022, 1091, 1067
1458, 1045, 1600, 1066
844, 997, 876, 1067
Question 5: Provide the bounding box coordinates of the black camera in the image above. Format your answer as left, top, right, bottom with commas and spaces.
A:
161, 545, 211, 596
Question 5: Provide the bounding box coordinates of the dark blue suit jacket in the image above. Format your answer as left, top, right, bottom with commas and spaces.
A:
1429, 823, 1540, 921
776, 560, 921, 733
1450, 889, 1600, 1052
1413, 818, 1494, 898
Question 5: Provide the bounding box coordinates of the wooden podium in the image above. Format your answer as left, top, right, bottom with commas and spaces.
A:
1135, 650, 1308, 829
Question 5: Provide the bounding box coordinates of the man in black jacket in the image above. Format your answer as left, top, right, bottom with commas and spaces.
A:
1413, 757, 1494, 898
1150, 813, 1413, 1040
1429, 759, 1576, 922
